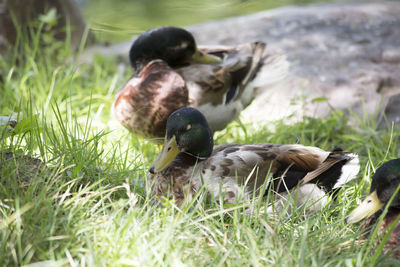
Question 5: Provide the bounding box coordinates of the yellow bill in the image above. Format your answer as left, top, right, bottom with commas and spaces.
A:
347, 191, 384, 224
191, 49, 222, 64
150, 136, 181, 173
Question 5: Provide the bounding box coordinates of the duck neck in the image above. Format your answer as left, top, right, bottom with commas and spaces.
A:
180, 151, 207, 163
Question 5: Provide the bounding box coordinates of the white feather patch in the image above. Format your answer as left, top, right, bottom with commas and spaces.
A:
266, 183, 328, 214
333, 153, 360, 189
248, 52, 290, 89
196, 102, 243, 131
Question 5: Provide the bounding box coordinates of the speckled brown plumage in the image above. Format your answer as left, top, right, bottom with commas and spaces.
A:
148, 144, 359, 205
362, 209, 400, 257
149, 153, 198, 206
113, 61, 188, 140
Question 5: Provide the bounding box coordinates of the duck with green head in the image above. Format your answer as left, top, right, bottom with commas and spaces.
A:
129, 27, 221, 74
148, 107, 360, 207
347, 159, 400, 257
112, 26, 286, 142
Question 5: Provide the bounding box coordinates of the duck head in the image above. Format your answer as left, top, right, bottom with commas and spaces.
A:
149, 107, 213, 174
347, 159, 400, 223
130, 26, 222, 73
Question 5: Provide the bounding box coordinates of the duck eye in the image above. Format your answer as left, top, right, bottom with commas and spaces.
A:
180, 41, 189, 49
367, 199, 372, 204
167, 147, 171, 152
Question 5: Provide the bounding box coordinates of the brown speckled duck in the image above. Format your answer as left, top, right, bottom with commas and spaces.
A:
147, 107, 360, 206
112, 26, 285, 142
347, 158, 400, 257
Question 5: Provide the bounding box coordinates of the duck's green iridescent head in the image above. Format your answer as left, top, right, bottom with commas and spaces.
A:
347, 158, 400, 223
129, 26, 221, 73
149, 108, 213, 174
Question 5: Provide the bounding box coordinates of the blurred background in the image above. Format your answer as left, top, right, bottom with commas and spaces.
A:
80, 0, 330, 42
2, 0, 398, 128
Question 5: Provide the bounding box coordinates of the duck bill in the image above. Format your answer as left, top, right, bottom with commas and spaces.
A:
347, 191, 384, 224
191, 49, 222, 64
150, 136, 181, 173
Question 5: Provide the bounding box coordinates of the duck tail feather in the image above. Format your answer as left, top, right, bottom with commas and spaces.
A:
249, 51, 290, 89
332, 153, 360, 189
300, 151, 360, 191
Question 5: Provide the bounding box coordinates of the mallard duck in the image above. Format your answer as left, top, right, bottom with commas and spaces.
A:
148, 107, 360, 206
112, 26, 285, 142
347, 158, 400, 257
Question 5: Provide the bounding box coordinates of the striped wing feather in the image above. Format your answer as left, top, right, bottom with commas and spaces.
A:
178, 43, 266, 108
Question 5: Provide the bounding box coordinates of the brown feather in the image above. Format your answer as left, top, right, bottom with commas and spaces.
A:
272, 145, 329, 171
113, 60, 188, 140
178, 64, 231, 106
301, 156, 342, 185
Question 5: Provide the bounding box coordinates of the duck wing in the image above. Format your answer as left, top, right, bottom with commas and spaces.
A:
197, 144, 359, 203
176, 42, 266, 131
199, 144, 327, 195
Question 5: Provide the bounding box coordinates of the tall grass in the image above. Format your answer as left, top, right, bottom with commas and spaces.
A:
0, 21, 399, 266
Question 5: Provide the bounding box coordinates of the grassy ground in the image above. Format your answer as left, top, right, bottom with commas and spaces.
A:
1, 25, 399, 267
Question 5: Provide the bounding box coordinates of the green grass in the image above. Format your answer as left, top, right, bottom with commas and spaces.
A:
1, 24, 400, 267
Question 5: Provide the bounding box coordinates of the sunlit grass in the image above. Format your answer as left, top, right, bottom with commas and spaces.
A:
0, 22, 399, 267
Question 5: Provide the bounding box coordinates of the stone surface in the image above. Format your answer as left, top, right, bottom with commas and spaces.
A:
81, 1, 400, 128
187, 1, 400, 128
379, 93, 400, 129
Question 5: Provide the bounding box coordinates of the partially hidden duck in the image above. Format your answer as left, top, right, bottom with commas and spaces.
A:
112, 26, 287, 142
348, 159, 400, 257
148, 107, 360, 207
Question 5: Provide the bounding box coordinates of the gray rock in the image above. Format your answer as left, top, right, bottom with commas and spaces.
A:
81, 1, 400, 128
379, 93, 400, 129
187, 1, 400, 128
